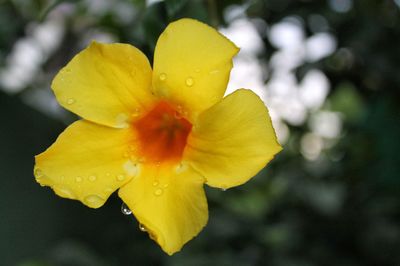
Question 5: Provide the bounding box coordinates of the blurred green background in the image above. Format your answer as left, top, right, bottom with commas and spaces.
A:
1, 0, 400, 265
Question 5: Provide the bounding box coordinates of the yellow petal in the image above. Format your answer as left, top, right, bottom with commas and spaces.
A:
185, 89, 282, 189
152, 18, 239, 119
52, 42, 156, 128
34, 120, 139, 208
118, 163, 207, 255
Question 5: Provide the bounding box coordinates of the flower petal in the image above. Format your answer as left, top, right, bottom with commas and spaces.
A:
118, 164, 207, 255
34, 120, 139, 208
185, 89, 282, 189
52, 42, 155, 128
152, 18, 239, 119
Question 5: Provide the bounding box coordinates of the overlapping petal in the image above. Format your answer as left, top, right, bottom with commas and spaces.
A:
152, 18, 239, 119
118, 164, 208, 255
185, 89, 282, 189
34, 120, 139, 208
52, 42, 156, 128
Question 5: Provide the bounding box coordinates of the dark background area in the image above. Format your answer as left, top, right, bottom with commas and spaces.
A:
1, 0, 399, 265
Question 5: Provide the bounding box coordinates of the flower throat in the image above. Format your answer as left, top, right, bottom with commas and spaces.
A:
133, 101, 192, 163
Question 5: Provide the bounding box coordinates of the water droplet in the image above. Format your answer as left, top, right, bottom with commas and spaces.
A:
84, 195, 104, 208
66, 98, 75, 105
210, 69, 220, 75
124, 160, 138, 177
154, 188, 163, 196
104, 187, 113, 193
174, 111, 182, 119
194, 68, 201, 73
175, 162, 187, 173
129, 145, 136, 152
54, 186, 74, 198
185, 77, 194, 87
116, 174, 125, 181
115, 113, 129, 128
129, 154, 138, 162
123, 151, 130, 158
131, 108, 141, 118
75, 176, 82, 182
159, 73, 167, 81
163, 183, 169, 188
34, 168, 43, 177
88, 175, 97, 182
149, 232, 157, 241
152, 181, 159, 187
139, 223, 147, 232
121, 202, 132, 215
106, 173, 111, 177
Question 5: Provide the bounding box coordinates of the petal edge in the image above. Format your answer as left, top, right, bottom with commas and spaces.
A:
52, 42, 155, 128
152, 18, 239, 120
185, 89, 282, 189
118, 164, 208, 254
34, 120, 139, 208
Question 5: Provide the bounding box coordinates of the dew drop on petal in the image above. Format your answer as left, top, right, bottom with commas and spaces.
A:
185, 77, 194, 87
88, 175, 97, 182
129, 145, 136, 152
75, 176, 82, 183
210, 69, 220, 75
124, 160, 138, 177
66, 98, 75, 105
104, 187, 113, 193
116, 174, 125, 181
139, 223, 147, 232
34, 168, 43, 178
106, 173, 111, 177
53, 187, 74, 198
159, 73, 167, 81
115, 113, 130, 128
121, 202, 132, 215
84, 195, 104, 208
175, 162, 187, 174
174, 111, 182, 119
154, 188, 163, 196
152, 181, 159, 187
194, 68, 201, 73
163, 183, 169, 188
131, 108, 141, 118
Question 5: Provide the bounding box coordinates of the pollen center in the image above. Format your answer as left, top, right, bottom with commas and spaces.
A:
134, 101, 192, 163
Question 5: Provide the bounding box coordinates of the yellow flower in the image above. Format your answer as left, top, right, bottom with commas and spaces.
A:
34, 18, 282, 255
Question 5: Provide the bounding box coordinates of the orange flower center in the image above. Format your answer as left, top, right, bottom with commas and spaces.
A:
134, 101, 192, 163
